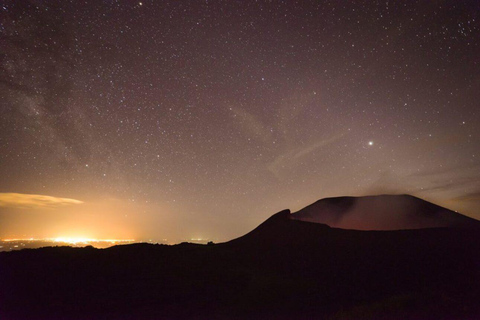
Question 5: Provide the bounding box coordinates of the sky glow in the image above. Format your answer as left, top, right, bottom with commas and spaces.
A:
1, 1, 479, 243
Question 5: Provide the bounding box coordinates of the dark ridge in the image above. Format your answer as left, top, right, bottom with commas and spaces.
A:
225, 209, 333, 248
1, 196, 480, 320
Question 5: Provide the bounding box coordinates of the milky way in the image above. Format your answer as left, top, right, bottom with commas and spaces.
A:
1, 1, 479, 242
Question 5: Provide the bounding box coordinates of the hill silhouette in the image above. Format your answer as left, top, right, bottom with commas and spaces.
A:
1, 195, 479, 319
291, 194, 480, 230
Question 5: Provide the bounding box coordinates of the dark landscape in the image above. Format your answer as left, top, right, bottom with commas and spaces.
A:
1, 195, 479, 320
1, 1, 480, 319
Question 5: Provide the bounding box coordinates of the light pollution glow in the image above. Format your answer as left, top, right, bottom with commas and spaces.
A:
0, 194, 219, 245
3, 237, 135, 244
0, 237, 137, 251
1, 1, 479, 245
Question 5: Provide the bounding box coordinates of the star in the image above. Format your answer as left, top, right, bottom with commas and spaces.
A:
1, 0, 479, 245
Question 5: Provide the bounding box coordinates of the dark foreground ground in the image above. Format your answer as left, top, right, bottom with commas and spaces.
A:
1, 210, 479, 320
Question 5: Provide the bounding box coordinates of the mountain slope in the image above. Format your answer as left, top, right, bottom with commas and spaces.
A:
290, 194, 480, 230
1, 195, 480, 319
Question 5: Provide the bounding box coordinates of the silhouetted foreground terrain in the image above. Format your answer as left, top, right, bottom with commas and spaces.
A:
1, 196, 480, 319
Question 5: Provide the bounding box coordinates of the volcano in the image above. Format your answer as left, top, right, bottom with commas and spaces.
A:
1, 194, 480, 320
290, 194, 480, 230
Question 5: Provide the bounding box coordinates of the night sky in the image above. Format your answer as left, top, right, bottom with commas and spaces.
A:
1, 0, 479, 243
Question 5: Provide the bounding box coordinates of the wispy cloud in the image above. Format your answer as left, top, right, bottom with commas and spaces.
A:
229, 107, 273, 143
404, 163, 480, 198
0, 193, 84, 209
268, 131, 348, 178
450, 191, 480, 203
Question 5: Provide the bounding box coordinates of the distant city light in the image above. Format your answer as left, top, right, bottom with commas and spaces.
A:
2, 237, 135, 245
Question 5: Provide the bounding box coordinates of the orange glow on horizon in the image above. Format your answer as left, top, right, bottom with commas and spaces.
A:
3, 237, 135, 244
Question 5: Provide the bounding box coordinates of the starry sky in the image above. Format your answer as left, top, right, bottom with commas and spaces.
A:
1, 0, 479, 242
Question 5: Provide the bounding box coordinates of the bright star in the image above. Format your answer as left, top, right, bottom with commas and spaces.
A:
368, 141, 374, 146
